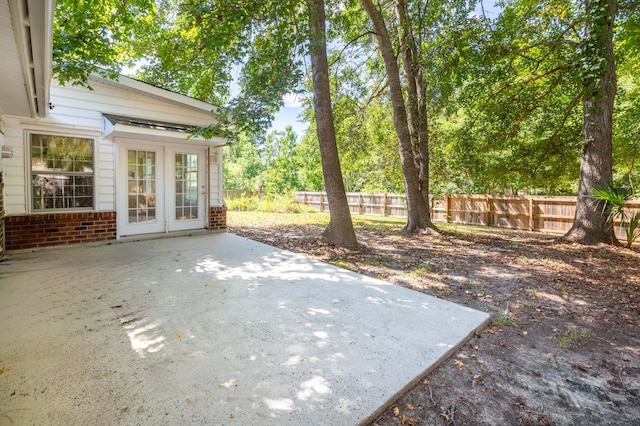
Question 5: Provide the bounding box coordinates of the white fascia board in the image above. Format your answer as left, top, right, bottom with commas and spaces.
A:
28, 0, 55, 118
8, 0, 36, 117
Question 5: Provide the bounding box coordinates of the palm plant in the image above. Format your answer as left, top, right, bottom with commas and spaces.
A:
591, 185, 640, 248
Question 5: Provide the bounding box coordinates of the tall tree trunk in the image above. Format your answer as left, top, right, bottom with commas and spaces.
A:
308, 0, 358, 247
564, 0, 619, 245
361, 0, 430, 233
394, 0, 435, 229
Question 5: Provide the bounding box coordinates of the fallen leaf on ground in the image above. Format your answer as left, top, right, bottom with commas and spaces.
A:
400, 414, 417, 425
454, 359, 465, 368
0, 367, 9, 374
393, 406, 400, 416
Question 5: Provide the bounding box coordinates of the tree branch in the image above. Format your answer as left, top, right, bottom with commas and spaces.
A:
329, 31, 377, 67
619, 0, 640, 10
531, 91, 582, 175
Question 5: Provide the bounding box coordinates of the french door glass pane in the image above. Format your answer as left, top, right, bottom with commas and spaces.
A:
127, 150, 157, 224
175, 153, 198, 220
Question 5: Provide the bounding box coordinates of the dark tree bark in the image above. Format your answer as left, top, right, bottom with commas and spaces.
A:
308, 0, 358, 246
361, 0, 430, 233
394, 0, 435, 229
564, 0, 619, 245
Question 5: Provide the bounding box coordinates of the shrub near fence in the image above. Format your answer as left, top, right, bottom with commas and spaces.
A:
295, 192, 640, 241
224, 189, 262, 199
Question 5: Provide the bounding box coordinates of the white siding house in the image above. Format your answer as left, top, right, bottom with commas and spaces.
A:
0, 0, 230, 253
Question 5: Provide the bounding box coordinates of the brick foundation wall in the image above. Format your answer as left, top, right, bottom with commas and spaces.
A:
5, 211, 117, 251
209, 206, 227, 230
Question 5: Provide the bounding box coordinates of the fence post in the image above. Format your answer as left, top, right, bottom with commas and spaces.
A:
529, 197, 535, 231
320, 192, 324, 212
486, 195, 492, 226
383, 194, 388, 216
303, 192, 307, 207
445, 195, 451, 223
359, 193, 363, 215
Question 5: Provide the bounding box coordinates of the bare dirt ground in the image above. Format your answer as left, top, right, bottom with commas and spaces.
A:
228, 213, 640, 426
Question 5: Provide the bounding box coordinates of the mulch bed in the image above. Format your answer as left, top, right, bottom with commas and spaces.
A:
229, 220, 640, 425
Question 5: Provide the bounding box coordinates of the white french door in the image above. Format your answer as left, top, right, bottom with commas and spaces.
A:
118, 142, 206, 236
167, 147, 206, 232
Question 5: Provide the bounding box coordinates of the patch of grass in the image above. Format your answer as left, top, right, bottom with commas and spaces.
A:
497, 313, 515, 327
361, 256, 383, 267
558, 327, 591, 348
329, 259, 349, 269
554, 282, 568, 294
409, 262, 433, 277
228, 211, 330, 229
227, 194, 317, 213
228, 209, 407, 233
351, 215, 407, 232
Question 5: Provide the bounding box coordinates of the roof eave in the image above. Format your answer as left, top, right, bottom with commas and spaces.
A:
89, 74, 218, 114
9, 0, 55, 118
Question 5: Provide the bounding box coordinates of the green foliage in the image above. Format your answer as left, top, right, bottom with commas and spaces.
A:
223, 127, 323, 193
295, 132, 324, 191
261, 127, 303, 195
591, 184, 640, 247
224, 133, 264, 191
52, 0, 640, 206
53, 0, 158, 86
135, 0, 308, 136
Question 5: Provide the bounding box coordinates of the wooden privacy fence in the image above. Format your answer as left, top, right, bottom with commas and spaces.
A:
295, 192, 640, 239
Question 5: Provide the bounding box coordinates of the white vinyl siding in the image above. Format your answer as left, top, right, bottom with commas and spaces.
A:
209, 147, 223, 207
2, 78, 225, 218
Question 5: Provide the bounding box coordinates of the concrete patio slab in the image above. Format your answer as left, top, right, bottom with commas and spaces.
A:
0, 233, 489, 425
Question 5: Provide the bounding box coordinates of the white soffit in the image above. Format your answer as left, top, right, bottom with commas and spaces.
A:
0, 0, 54, 117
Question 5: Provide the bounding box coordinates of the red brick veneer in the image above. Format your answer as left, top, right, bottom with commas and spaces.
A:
209, 206, 227, 230
5, 211, 117, 251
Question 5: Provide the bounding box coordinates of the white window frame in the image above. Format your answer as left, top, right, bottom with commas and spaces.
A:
27, 131, 97, 213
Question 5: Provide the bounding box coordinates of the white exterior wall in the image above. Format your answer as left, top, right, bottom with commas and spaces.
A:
3, 79, 223, 217
209, 147, 224, 207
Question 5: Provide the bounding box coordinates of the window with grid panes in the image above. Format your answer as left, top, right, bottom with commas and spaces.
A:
30, 134, 94, 211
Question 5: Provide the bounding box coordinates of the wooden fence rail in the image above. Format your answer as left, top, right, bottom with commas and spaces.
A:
295, 192, 640, 240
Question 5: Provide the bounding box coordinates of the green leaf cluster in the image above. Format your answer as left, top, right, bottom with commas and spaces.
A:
54, 0, 158, 86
